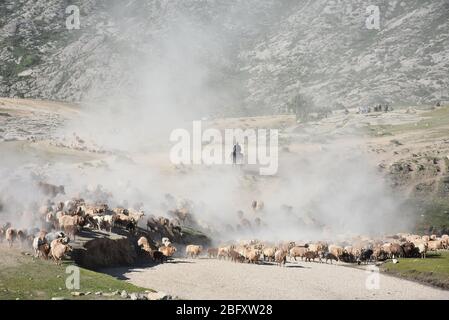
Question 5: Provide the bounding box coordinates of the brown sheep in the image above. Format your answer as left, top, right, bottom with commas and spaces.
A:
186, 245, 203, 258
229, 250, 245, 263
245, 249, 261, 264
441, 236, 449, 249
38, 243, 51, 259
324, 253, 339, 264
381, 243, 392, 258
159, 245, 177, 258
428, 240, 443, 252
138, 237, 164, 263
38, 182, 65, 197
5, 228, 17, 248
371, 247, 386, 261
274, 249, 288, 266
263, 247, 277, 262
50, 239, 72, 265
308, 242, 328, 256
390, 243, 405, 258
217, 246, 233, 260
304, 251, 321, 263
207, 248, 218, 258
289, 246, 307, 261
17, 230, 27, 248
59, 215, 84, 240
137, 236, 152, 253
328, 245, 344, 259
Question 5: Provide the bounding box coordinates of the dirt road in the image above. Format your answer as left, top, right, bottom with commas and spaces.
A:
105, 258, 449, 300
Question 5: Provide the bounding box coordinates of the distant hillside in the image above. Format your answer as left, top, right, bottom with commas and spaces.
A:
1, 0, 448, 115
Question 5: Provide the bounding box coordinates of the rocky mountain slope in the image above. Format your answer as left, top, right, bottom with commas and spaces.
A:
1, 0, 448, 114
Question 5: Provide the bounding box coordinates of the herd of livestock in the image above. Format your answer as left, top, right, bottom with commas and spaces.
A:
137, 232, 449, 267
1, 184, 449, 268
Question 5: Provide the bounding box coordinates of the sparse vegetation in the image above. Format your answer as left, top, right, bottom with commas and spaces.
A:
382, 251, 449, 289
0, 247, 150, 300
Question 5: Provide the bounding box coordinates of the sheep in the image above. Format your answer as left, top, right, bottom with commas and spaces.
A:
440, 236, 448, 249
85, 204, 109, 216
146, 216, 159, 232
17, 230, 27, 248
279, 241, 296, 252
417, 242, 428, 258
33, 232, 51, 259
112, 213, 138, 233
328, 245, 344, 259
45, 212, 59, 230
128, 209, 145, 222
217, 245, 233, 260
33, 235, 48, 258
304, 251, 321, 263
91, 215, 113, 232
324, 252, 338, 264
150, 250, 166, 263
137, 236, 152, 252
427, 240, 443, 253
308, 242, 327, 256
5, 228, 17, 247
263, 247, 277, 262
381, 243, 392, 258
38, 182, 65, 198
50, 239, 72, 265
371, 247, 387, 261
207, 248, 218, 258
161, 237, 171, 247
137, 236, 165, 263
289, 246, 307, 261
244, 248, 261, 264
357, 249, 373, 265
390, 243, 405, 258
401, 242, 417, 258
45, 231, 69, 244
159, 245, 177, 259
59, 215, 84, 240
186, 245, 203, 258
274, 249, 288, 266
229, 250, 245, 263
38, 243, 51, 259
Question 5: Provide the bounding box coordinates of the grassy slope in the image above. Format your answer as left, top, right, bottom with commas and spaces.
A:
368, 105, 449, 137
382, 252, 449, 290
0, 247, 151, 300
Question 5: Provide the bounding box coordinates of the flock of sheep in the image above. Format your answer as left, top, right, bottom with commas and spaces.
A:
0, 194, 150, 264
136, 232, 449, 267
1, 182, 449, 269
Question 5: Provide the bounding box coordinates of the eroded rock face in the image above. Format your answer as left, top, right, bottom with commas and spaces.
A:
1, 1, 448, 112
73, 237, 136, 269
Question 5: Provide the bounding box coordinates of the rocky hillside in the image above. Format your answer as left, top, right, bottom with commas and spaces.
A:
242, 0, 449, 112
1, 0, 448, 114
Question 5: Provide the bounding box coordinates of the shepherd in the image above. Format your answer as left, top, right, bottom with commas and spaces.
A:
232, 142, 242, 165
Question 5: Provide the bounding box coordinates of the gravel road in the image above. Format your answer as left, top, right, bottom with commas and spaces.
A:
105, 258, 449, 300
